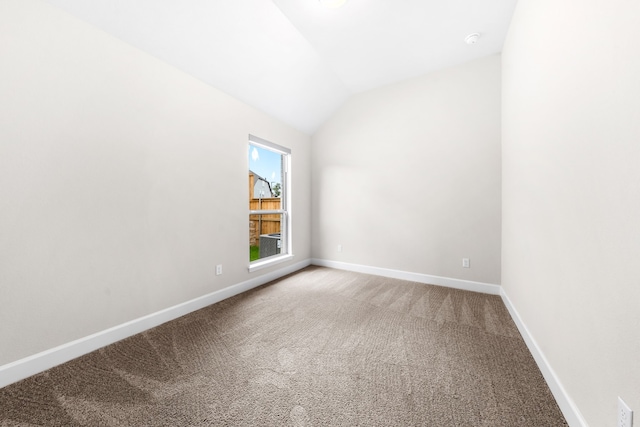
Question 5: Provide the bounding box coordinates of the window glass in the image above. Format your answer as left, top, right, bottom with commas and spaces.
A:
248, 136, 290, 269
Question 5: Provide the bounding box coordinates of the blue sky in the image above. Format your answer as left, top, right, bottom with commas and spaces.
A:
249, 144, 282, 185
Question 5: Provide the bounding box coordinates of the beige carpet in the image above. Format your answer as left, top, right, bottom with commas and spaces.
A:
0, 266, 567, 426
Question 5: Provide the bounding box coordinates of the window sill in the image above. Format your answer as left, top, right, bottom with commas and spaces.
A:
248, 254, 294, 272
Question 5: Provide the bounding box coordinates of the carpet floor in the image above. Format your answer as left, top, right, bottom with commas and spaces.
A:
0, 266, 567, 426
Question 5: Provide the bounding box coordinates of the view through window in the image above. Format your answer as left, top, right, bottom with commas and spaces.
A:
248, 135, 290, 267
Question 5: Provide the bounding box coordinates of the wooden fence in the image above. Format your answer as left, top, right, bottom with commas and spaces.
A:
249, 198, 281, 247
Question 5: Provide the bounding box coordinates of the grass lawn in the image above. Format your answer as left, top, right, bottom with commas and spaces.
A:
250, 246, 259, 262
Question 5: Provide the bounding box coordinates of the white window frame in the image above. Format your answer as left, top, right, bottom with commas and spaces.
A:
248, 135, 293, 272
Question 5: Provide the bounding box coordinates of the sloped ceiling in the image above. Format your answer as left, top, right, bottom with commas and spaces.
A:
41, 0, 517, 135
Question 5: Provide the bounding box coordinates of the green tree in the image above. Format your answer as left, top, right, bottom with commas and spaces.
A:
272, 182, 281, 197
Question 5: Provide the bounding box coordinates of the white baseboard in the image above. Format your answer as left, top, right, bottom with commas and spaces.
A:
312, 258, 586, 425
0, 257, 586, 427
500, 289, 588, 427
311, 258, 501, 295
0, 259, 311, 389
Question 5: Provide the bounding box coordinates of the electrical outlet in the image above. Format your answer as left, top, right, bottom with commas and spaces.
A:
216, 264, 222, 276
462, 258, 470, 268
619, 397, 633, 427
337, 244, 342, 253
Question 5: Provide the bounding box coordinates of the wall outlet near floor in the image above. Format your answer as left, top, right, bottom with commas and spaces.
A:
619, 397, 633, 427
462, 258, 470, 268
216, 264, 223, 276
337, 244, 342, 253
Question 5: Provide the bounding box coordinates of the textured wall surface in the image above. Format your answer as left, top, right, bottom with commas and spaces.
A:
502, 0, 640, 425
0, 0, 311, 366
312, 55, 502, 285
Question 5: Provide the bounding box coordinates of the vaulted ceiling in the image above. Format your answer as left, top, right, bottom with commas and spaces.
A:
42, 0, 518, 134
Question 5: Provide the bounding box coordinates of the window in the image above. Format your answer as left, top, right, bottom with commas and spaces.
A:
248, 135, 291, 271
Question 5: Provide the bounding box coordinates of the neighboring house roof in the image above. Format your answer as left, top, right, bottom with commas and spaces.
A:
249, 170, 274, 198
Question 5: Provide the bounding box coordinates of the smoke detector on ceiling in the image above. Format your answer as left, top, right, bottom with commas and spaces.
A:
465, 33, 480, 45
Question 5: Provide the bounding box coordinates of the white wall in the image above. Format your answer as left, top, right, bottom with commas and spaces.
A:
311, 55, 502, 285
502, 1, 640, 425
0, 0, 311, 366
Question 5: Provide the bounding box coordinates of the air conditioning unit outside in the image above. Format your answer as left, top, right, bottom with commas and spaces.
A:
259, 233, 281, 258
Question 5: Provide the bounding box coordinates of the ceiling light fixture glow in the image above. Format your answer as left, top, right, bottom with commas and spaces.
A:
319, 0, 348, 9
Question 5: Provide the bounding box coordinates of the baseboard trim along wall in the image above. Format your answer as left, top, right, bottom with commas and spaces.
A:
500, 289, 588, 427
313, 258, 585, 426
0, 259, 312, 389
1, 257, 585, 427
311, 258, 501, 295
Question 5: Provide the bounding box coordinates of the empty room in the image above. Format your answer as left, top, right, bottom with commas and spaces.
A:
1, 0, 638, 426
